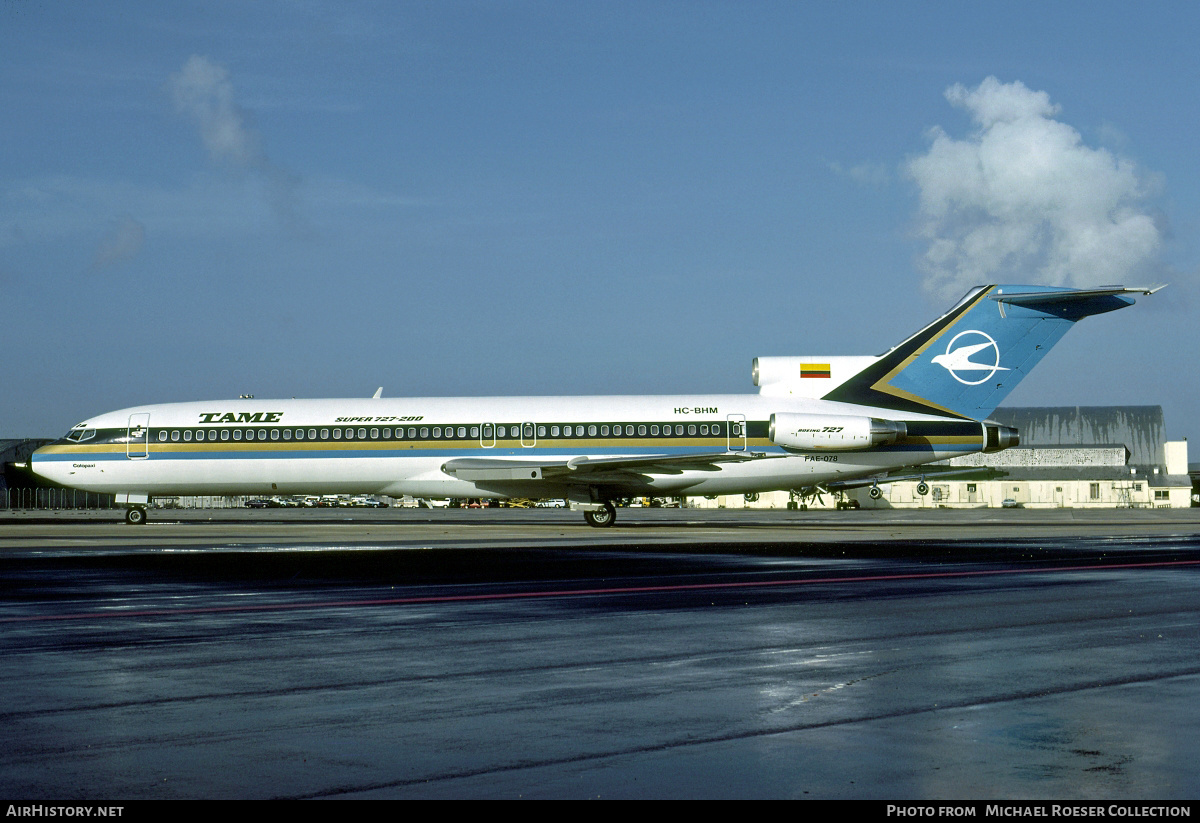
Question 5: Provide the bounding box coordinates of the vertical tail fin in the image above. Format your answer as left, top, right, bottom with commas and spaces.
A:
823, 284, 1160, 420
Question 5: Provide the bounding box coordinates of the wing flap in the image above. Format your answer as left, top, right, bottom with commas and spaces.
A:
442, 451, 768, 483
822, 464, 1001, 491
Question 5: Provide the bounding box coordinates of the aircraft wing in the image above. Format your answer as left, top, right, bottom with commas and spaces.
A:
822, 464, 1002, 491
442, 451, 771, 482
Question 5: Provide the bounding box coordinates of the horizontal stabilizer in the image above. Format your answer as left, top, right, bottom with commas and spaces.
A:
991, 284, 1165, 307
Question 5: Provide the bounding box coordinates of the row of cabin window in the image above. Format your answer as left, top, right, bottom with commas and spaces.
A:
155, 422, 733, 443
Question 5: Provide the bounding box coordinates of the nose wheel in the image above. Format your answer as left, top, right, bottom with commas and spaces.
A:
124, 506, 148, 525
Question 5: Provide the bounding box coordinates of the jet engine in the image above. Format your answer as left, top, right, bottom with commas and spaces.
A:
983, 422, 1020, 453
769, 413, 907, 452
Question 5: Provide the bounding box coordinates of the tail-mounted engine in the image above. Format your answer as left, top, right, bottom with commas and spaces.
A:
983, 422, 1020, 453
769, 413, 907, 452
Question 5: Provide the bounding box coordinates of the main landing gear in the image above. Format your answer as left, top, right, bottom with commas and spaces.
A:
124, 506, 148, 525
583, 501, 617, 528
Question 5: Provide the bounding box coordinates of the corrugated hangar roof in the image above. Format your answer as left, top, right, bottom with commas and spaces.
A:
989, 406, 1164, 467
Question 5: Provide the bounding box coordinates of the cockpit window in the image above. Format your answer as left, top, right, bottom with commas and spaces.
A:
65, 429, 96, 442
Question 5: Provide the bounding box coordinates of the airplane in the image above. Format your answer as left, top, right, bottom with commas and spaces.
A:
29, 283, 1161, 527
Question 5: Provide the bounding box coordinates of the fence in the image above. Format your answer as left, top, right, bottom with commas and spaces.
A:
2, 487, 116, 510
1, 490, 255, 510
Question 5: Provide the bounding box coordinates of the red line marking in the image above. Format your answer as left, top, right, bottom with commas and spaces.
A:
4, 559, 1198, 623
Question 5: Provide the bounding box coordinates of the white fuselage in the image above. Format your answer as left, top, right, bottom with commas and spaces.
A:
31, 393, 984, 501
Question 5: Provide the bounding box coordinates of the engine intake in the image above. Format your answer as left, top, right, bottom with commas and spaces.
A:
769, 413, 907, 451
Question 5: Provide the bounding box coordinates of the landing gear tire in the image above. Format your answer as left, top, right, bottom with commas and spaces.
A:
916, 482, 929, 496
125, 506, 147, 525
869, 486, 882, 499
584, 502, 616, 528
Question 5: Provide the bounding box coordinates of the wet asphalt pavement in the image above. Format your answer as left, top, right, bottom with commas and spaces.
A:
2, 508, 1199, 799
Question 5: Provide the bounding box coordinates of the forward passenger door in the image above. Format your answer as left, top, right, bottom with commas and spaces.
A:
127, 413, 150, 459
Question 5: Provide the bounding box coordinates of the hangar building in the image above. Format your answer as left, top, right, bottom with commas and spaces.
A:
697, 406, 1194, 510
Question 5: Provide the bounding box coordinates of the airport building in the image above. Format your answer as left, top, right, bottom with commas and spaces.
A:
694, 406, 1196, 510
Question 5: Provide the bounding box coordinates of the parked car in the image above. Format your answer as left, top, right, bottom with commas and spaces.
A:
1001, 498, 1021, 508
245, 499, 273, 508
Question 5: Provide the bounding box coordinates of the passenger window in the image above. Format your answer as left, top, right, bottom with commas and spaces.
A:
588, 425, 597, 436
601, 425, 609, 436
171, 431, 180, 442
208, 430, 217, 441
638, 425, 647, 436
221, 430, 230, 441
420, 428, 428, 438
184, 430, 193, 442
675, 425, 683, 435
233, 430, 242, 441
409, 428, 418, 438
370, 428, 379, 439
269, 429, 278, 440
700, 425, 708, 436
382, 428, 390, 439
320, 429, 329, 440
458, 427, 467, 438
333, 429, 342, 439
651, 425, 659, 436
157, 431, 167, 442
537, 426, 546, 437
283, 429, 292, 440
551, 426, 560, 437
470, 427, 479, 438
688, 425, 696, 436
358, 428, 367, 439
246, 430, 255, 441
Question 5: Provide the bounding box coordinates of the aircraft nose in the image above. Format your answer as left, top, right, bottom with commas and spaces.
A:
28, 444, 59, 482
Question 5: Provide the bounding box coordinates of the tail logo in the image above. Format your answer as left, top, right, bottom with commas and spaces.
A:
930, 330, 1010, 385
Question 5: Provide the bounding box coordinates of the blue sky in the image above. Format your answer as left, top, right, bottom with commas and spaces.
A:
4, 1, 1198, 446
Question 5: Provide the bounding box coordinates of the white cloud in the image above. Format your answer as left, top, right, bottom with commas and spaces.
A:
908, 77, 1165, 297
168, 55, 307, 233
827, 160, 890, 188
169, 55, 260, 169
92, 214, 145, 269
